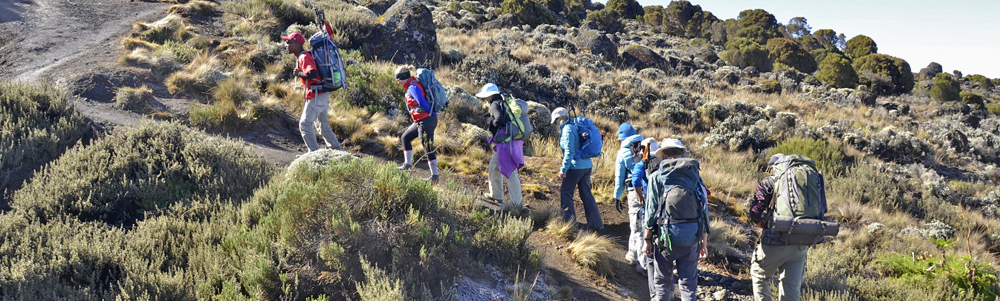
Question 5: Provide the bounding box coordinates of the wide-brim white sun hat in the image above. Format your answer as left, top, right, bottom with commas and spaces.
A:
475, 83, 501, 98
550, 107, 568, 124
653, 138, 687, 159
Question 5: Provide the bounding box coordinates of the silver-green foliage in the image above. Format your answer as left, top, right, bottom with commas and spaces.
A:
11, 121, 274, 224
0, 82, 88, 193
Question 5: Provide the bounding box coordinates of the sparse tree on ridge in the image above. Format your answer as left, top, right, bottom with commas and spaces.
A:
786, 17, 811, 39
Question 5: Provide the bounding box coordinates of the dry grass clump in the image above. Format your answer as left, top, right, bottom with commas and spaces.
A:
545, 217, 576, 240
133, 14, 195, 45
0, 82, 88, 193
707, 219, 750, 259
113, 85, 153, 112
166, 0, 218, 17
165, 53, 230, 95
567, 231, 614, 273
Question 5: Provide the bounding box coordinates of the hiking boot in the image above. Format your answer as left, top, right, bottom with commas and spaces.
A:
425, 175, 439, 183
636, 264, 647, 276
397, 163, 412, 170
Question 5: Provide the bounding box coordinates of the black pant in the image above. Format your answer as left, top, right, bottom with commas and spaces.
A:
401, 115, 437, 161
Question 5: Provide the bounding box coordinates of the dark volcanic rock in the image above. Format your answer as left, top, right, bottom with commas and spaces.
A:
367, 0, 440, 67
621, 44, 667, 71
482, 13, 521, 30
573, 30, 617, 62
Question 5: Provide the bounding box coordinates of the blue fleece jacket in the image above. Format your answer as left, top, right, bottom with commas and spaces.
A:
614, 134, 644, 200
559, 122, 593, 172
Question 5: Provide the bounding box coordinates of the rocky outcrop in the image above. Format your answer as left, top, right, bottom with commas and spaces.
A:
573, 30, 617, 62
367, 0, 440, 67
621, 44, 667, 71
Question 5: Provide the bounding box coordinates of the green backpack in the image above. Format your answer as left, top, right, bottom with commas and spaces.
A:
495, 95, 532, 143
770, 155, 826, 219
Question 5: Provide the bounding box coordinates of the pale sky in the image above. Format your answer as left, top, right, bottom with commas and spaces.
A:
634, 0, 1000, 78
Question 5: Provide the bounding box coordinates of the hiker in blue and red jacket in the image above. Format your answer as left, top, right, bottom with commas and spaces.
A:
283, 31, 342, 152
394, 65, 439, 183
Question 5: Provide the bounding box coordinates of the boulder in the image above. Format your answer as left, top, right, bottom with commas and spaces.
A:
364, 0, 395, 16
459, 123, 490, 150
445, 85, 485, 125
621, 44, 668, 71
572, 30, 618, 62
482, 13, 521, 30
287, 149, 357, 172
368, 0, 440, 67
527, 101, 557, 138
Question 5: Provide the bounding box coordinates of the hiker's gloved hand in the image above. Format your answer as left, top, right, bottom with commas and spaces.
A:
615, 197, 624, 213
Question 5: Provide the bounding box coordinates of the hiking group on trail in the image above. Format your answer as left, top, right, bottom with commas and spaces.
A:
283, 18, 839, 301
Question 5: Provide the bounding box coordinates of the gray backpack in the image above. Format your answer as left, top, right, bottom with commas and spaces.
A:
651, 158, 707, 250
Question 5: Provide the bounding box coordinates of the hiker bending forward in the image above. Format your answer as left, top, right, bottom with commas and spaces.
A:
552, 107, 603, 230
395, 65, 439, 183
477, 83, 525, 209
643, 139, 709, 301
747, 154, 828, 301
283, 32, 342, 152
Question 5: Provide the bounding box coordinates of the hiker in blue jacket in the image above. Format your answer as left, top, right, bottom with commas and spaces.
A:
551, 107, 602, 230
613, 123, 646, 273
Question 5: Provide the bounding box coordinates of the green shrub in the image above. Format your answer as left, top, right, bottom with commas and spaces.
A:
10, 121, 274, 224
736, 8, 777, 30
0, 82, 88, 194
930, 73, 961, 102
816, 53, 858, 88
965, 74, 995, 90
827, 163, 912, 212
605, 0, 643, 19
540, 0, 565, 14
844, 34, 877, 59
987, 102, 1000, 116
499, 0, 557, 27
113, 85, 153, 112
585, 8, 622, 33
769, 138, 845, 176
765, 37, 817, 73
960, 91, 985, 109
330, 51, 405, 112
659, 1, 719, 38
878, 254, 1000, 301
357, 258, 407, 300
796, 34, 822, 51
720, 37, 772, 72
735, 25, 778, 45
853, 53, 914, 95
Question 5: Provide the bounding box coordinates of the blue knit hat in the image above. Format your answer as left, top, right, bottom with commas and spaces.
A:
617, 123, 636, 141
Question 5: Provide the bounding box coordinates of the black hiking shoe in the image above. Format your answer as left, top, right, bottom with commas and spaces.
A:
425, 175, 439, 184
397, 163, 412, 170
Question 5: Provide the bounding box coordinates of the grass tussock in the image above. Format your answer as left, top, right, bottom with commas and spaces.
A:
567, 231, 614, 273
546, 217, 577, 241
165, 52, 229, 95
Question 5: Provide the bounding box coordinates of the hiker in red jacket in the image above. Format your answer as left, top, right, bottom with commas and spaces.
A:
282, 31, 342, 152
395, 65, 439, 183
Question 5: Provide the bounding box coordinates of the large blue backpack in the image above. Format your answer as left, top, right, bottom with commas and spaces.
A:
570, 116, 602, 160
307, 31, 347, 93
415, 68, 448, 112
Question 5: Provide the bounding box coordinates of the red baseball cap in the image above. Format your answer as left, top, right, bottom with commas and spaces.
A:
281, 32, 305, 45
